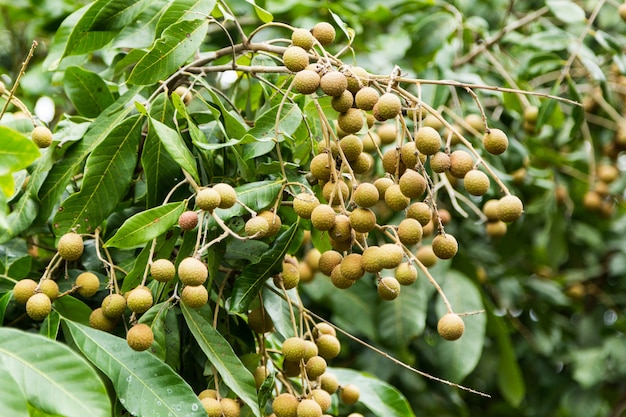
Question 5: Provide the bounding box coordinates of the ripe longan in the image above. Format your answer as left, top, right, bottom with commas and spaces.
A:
294, 69, 321, 95
353, 182, 379, 207
26, 293, 52, 321
416, 126, 442, 155
178, 257, 208, 286
384, 184, 410, 212
483, 128, 509, 155
39, 279, 59, 300
127, 286, 153, 314
196, 188, 221, 212
407, 202, 432, 225
245, 216, 270, 238
150, 259, 176, 282
89, 307, 117, 332
101, 293, 127, 319
282, 337, 308, 362
57, 232, 84, 261
32, 126, 53, 148
310, 204, 336, 231
437, 313, 465, 341
315, 334, 341, 359
354, 86, 380, 110
399, 169, 427, 199
127, 323, 154, 351
311, 22, 336, 46
464, 169, 490, 196
213, 183, 237, 209
395, 262, 418, 285
497, 195, 524, 222
293, 192, 320, 219
181, 285, 209, 308
337, 108, 364, 134
397, 218, 423, 246
247, 307, 274, 333
318, 250, 343, 276
283, 46, 309, 72
416, 245, 437, 267
320, 71, 347, 97
374, 93, 402, 120
449, 150, 474, 178
272, 393, 299, 417
339, 134, 363, 161
377, 276, 401, 300
330, 264, 354, 289
378, 243, 404, 269
178, 211, 199, 231
297, 399, 322, 417
349, 207, 376, 233
432, 233, 459, 259
292, 28, 314, 50
309, 153, 332, 181
331, 90, 354, 113
13, 279, 37, 304
340, 384, 360, 405
361, 246, 383, 273
430, 151, 451, 173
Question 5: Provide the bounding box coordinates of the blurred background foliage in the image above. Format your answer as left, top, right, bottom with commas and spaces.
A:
2, 0, 626, 416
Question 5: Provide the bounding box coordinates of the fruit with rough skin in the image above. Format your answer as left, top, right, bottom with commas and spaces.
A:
432, 233, 458, 259
39, 279, 59, 300
305, 249, 322, 271
330, 264, 354, 289
437, 313, 465, 340
374, 177, 394, 199
305, 355, 327, 379
258, 210, 281, 237
212, 183, 237, 209
282, 337, 308, 362
297, 399, 323, 417
361, 246, 383, 273
127, 286, 153, 313
253, 365, 267, 388
377, 276, 401, 300
280, 261, 300, 289
303, 340, 319, 361
399, 169, 427, 199
384, 184, 410, 211
486, 220, 507, 237
292, 28, 314, 50
430, 151, 451, 173
245, 215, 270, 238
346, 66, 369, 94
26, 293, 52, 321
310, 389, 332, 412
361, 132, 380, 153
400, 142, 419, 169
181, 285, 208, 308
150, 259, 176, 282
353, 183, 379, 207
339, 134, 363, 161
315, 334, 341, 359
318, 250, 343, 276
407, 202, 432, 225
416, 126, 442, 155
294, 69, 320, 94
127, 323, 154, 351
320, 71, 347, 97
178, 257, 208, 286
379, 243, 404, 269
283, 359, 302, 377
57, 232, 84, 261
102, 293, 127, 318
310, 204, 336, 231
314, 322, 336, 337
464, 169, 490, 196
309, 153, 332, 181
248, 307, 274, 333
89, 307, 117, 332
311, 22, 336, 45
320, 373, 339, 394
483, 128, 509, 155
416, 245, 437, 267
337, 108, 364, 134
482, 199, 500, 221
293, 193, 320, 219
397, 218, 423, 246
331, 90, 353, 113
374, 93, 402, 120
349, 207, 376, 233
13, 279, 37, 303
32, 126, 53, 148
75, 272, 101, 298
395, 262, 418, 285
497, 195, 524, 222
220, 398, 241, 417
382, 147, 404, 175
174, 86, 192, 104
354, 86, 380, 110
449, 150, 474, 178
178, 211, 199, 231
376, 123, 397, 144
322, 180, 349, 205
201, 398, 222, 417
339, 253, 365, 281
350, 152, 373, 174
196, 188, 221, 211
283, 46, 309, 72
198, 389, 218, 400
340, 384, 360, 405
272, 393, 299, 417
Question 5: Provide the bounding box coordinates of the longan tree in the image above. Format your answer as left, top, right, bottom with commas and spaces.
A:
1, 1, 626, 416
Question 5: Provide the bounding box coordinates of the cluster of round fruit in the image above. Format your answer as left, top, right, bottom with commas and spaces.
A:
246, 314, 361, 417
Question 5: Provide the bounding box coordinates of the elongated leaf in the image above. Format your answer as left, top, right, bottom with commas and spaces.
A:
181, 304, 260, 417
38, 87, 142, 224
0, 359, 29, 417
0, 126, 40, 196
64, 66, 115, 117
376, 278, 427, 348
43, 5, 89, 70
105, 201, 186, 248
113, 0, 169, 49
231, 221, 301, 313
0, 327, 111, 417
331, 368, 416, 417
53, 115, 143, 235
491, 308, 526, 407
128, 19, 208, 85
244, 0, 273, 22
64, 0, 148, 56
434, 270, 486, 381
149, 117, 200, 182
155, 0, 216, 34
53, 296, 93, 326
0, 291, 12, 326
62, 320, 206, 417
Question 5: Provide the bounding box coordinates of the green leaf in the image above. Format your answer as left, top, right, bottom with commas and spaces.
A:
53, 296, 94, 326
331, 368, 416, 417
63, 0, 148, 56
53, 114, 144, 235
181, 304, 260, 416
0, 291, 13, 326
62, 320, 206, 417
63, 66, 115, 118
127, 19, 208, 85
148, 117, 200, 183
105, 201, 186, 248
0, 327, 111, 417
43, 5, 90, 70
0, 126, 40, 196
113, 0, 169, 49
231, 221, 301, 313
38, 87, 142, 224
547, 0, 586, 24
0, 358, 30, 417
376, 278, 427, 348
244, 0, 273, 23
211, 180, 283, 224
434, 270, 486, 381
155, 0, 216, 34
490, 309, 526, 407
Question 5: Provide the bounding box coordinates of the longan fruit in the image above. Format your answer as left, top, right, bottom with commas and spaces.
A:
437, 313, 465, 341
